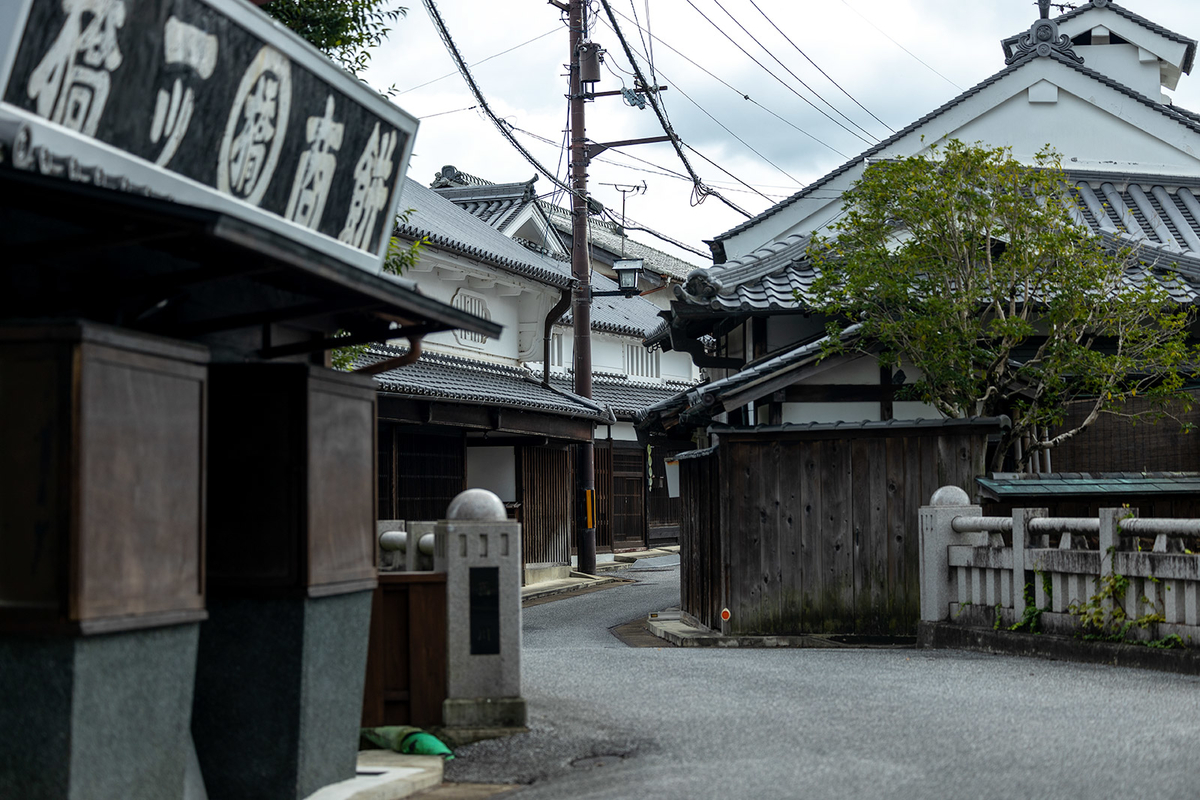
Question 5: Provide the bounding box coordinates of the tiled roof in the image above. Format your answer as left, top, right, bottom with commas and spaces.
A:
561, 277, 668, 338
431, 179, 539, 232
637, 326, 861, 431
550, 372, 699, 420
1001, 2, 1197, 72
397, 179, 573, 288
400, 178, 665, 337
977, 471, 1200, 499
357, 344, 614, 423
540, 202, 701, 281
708, 417, 1010, 436
714, 47, 1200, 244
679, 174, 1200, 313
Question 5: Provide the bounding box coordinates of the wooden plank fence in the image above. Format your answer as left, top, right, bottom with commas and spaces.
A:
678, 420, 1002, 636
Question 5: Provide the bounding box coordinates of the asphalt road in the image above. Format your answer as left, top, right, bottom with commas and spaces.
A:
444, 556, 1200, 799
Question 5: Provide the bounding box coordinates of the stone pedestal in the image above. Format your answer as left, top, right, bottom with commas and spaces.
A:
191, 593, 372, 800
0, 322, 209, 799
435, 490, 526, 729
0, 625, 200, 800
194, 364, 378, 799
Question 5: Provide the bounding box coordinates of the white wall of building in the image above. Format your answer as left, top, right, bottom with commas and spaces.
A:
465, 446, 516, 502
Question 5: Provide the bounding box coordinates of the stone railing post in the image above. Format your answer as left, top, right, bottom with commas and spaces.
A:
1099, 507, 1134, 618
919, 486, 981, 622
1011, 508, 1046, 623
436, 489, 526, 730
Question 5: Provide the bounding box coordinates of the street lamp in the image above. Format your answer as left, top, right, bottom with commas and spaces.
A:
596, 258, 643, 297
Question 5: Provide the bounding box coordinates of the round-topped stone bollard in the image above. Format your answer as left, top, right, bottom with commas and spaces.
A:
446, 488, 507, 521
929, 485, 971, 507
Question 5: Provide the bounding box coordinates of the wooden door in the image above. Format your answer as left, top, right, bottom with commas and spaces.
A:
611, 444, 646, 550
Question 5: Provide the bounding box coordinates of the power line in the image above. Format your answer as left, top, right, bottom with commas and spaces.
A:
596, 0, 753, 218
417, 104, 477, 119
709, 0, 881, 143
421, 0, 580, 199
394, 28, 560, 96
686, 0, 876, 147
596, 11, 850, 159
746, 0, 895, 134
651, 72, 801, 193
840, 0, 962, 91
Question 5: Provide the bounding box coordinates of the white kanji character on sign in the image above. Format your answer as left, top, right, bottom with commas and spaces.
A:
149, 16, 218, 167
217, 46, 292, 206
338, 122, 397, 250
285, 95, 344, 229
27, 0, 127, 137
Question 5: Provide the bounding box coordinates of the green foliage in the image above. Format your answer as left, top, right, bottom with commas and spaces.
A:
331, 210, 426, 371
263, 0, 406, 76
1068, 546, 1172, 644
807, 140, 1196, 471
1009, 580, 1045, 633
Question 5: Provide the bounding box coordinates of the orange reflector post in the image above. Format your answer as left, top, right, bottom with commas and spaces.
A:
720, 608, 731, 622
585, 488, 595, 530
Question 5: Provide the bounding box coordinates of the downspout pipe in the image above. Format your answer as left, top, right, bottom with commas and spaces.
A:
542, 286, 573, 387
355, 335, 424, 375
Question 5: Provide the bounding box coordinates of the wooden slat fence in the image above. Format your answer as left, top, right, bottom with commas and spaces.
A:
678, 421, 1000, 636
518, 444, 573, 567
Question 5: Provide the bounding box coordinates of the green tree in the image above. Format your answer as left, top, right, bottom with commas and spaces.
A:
808, 140, 1195, 471
263, 0, 406, 76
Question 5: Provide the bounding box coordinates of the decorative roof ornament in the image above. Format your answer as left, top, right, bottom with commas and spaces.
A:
1004, 3, 1085, 65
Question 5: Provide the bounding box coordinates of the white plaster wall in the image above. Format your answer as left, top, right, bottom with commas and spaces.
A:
782, 402, 880, 424
465, 446, 516, 503
604, 422, 640, 442
719, 56, 1200, 259
807, 357, 880, 385
893, 401, 944, 420
1074, 44, 1163, 99
660, 348, 697, 382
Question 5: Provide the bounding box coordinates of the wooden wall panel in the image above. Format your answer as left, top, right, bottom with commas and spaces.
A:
78, 346, 207, 620
307, 378, 377, 589
361, 573, 446, 728
679, 425, 996, 637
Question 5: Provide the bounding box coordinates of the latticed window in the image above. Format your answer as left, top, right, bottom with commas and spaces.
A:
451, 291, 491, 344
626, 343, 659, 378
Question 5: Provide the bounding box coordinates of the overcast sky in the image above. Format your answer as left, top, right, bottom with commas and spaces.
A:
365, 1, 1200, 266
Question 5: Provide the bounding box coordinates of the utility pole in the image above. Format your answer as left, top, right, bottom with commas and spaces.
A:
568, 0, 597, 576
556, 0, 667, 574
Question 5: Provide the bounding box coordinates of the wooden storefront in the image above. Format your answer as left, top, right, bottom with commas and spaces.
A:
678, 419, 1005, 637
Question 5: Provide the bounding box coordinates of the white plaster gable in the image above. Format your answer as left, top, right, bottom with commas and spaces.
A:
1052, 6, 1192, 91
718, 53, 1200, 260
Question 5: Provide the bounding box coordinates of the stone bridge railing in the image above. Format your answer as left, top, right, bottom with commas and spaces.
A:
919, 486, 1200, 644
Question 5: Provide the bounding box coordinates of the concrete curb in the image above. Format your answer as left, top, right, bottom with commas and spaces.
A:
647, 616, 916, 648
918, 622, 1200, 676
520, 547, 678, 602
303, 753, 443, 800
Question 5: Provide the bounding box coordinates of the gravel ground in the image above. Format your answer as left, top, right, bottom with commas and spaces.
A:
445, 556, 1200, 799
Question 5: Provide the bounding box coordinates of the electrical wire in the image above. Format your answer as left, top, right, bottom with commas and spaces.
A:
652, 72, 801, 192
421, 0, 580, 199
508, 121, 794, 199
596, 0, 752, 218
687, 0, 876, 147
418, 104, 477, 119
840, 0, 962, 91
393, 28, 560, 96
596, 11, 850, 159
745, 0, 895, 134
